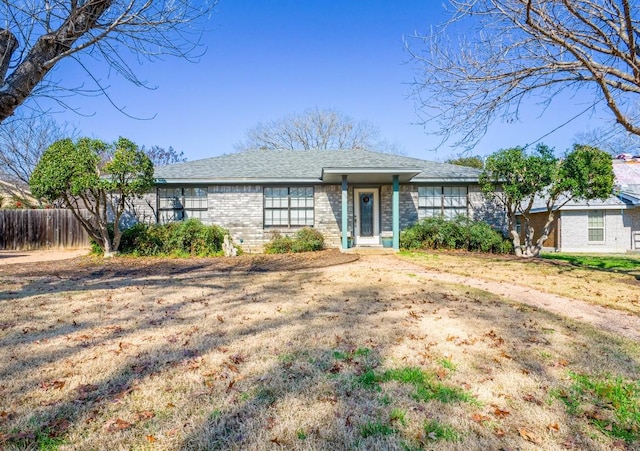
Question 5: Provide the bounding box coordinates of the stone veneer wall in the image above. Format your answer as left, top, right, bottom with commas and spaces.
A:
208, 185, 264, 253
206, 184, 351, 252
140, 183, 505, 252
381, 185, 505, 231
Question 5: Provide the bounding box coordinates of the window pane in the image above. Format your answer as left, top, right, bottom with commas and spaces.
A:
265, 187, 288, 198
423, 208, 440, 218
588, 210, 604, 227
264, 186, 313, 227
588, 229, 604, 241
184, 198, 207, 209
159, 187, 181, 198
184, 187, 207, 197
159, 187, 182, 208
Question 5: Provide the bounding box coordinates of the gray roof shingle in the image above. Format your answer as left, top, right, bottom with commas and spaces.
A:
154, 149, 481, 182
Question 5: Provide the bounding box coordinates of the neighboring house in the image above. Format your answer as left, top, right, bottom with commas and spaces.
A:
144, 149, 503, 252
0, 179, 37, 208
524, 159, 640, 253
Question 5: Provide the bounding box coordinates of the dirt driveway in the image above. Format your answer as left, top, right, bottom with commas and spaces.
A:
350, 255, 640, 342
0, 248, 89, 265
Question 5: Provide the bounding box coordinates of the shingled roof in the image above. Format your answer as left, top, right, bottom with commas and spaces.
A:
154, 149, 481, 183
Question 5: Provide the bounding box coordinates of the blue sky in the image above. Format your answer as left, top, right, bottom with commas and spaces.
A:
45, 0, 613, 161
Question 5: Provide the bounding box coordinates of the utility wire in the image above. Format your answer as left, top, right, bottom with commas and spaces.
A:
523, 102, 596, 149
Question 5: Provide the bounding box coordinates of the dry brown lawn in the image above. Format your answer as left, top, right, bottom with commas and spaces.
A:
0, 250, 638, 450
400, 251, 640, 315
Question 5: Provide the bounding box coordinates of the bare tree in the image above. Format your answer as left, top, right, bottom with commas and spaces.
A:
0, 112, 75, 203
0, 0, 217, 123
574, 127, 640, 156
408, 0, 640, 150
235, 108, 393, 151
142, 145, 187, 167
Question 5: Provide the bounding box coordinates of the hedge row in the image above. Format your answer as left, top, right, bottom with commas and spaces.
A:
400, 216, 512, 253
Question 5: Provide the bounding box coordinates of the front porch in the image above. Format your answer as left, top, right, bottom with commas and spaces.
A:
321, 168, 422, 251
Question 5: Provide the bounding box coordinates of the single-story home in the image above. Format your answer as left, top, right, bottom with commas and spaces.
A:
141, 149, 504, 252
523, 159, 640, 253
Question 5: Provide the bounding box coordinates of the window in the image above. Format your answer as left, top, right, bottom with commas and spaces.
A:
418, 186, 468, 218
588, 210, 605, 242
264, 186, 314, 227
158, 186, 208, 223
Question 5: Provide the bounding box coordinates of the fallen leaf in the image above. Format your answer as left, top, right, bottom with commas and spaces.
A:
146, 435, 156, 443
217, 315, 224, 323
547, 423, 560, 432
265, 416, 276, 430
471, 413, 490, 423
229, 354, 244, 364
270, 436, 284, 446
518, 427, 542, 444
105, 418, 132, 432
493, 407, 510, 418
523, 393, 542, 405
165, 427, 180, 437
134, 410, 155, 422
45, 418, 71, 437
494, 428, 506, 437
41, 380, 65, 391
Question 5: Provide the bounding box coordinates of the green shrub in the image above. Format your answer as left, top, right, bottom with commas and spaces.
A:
263, 232, 294, 254
292, 227, 324, 252
117, 219, 229, 257
400, 216, 511, 253
264, 227, 325, 254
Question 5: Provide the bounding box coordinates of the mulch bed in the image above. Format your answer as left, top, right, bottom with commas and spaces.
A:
0, 249, 360, 279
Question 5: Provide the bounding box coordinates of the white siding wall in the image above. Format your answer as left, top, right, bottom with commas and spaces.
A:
559, 209, 640, 253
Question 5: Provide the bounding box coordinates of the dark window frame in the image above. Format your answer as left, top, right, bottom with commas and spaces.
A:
157, 186, 208, 223
264, 186, 314, 228
418, 186, 468, 219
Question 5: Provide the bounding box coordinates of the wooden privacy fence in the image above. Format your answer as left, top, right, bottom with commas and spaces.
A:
0, 209, 90, 250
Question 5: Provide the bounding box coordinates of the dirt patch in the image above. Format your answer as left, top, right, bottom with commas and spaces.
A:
0, 249, 90, 265
0, 249, 359, 276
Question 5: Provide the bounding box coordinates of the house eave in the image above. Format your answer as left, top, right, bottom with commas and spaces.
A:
410, 177, 479, 184
155, 177, 322, 185
321, 167, 421, 184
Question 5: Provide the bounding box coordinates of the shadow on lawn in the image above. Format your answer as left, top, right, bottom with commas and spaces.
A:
1, 257, 638, 450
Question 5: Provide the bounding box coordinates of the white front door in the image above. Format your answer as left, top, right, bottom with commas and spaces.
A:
354, 188, 380, 246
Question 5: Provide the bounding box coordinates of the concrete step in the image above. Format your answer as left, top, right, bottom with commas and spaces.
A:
341, 246, 398, 255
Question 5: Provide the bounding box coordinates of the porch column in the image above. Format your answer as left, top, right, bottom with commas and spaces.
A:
341, 175, 348, 249
392, 175, 400, 250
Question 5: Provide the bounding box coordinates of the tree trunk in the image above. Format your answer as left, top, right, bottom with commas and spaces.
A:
510, 228, 523, 257
0, 1, 112, 122
532, 211, 556, 257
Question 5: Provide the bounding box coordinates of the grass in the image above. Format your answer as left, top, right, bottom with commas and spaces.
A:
400, 250, 640, 314
552, 372, 640, 443
423, 419, 461, 442
0, 253, 638, 449
541, 252, 640, 273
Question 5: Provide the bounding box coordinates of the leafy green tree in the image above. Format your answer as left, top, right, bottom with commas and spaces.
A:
480, 144, 613, 257
30, 137, 154, 256
445, 155, 484, 169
